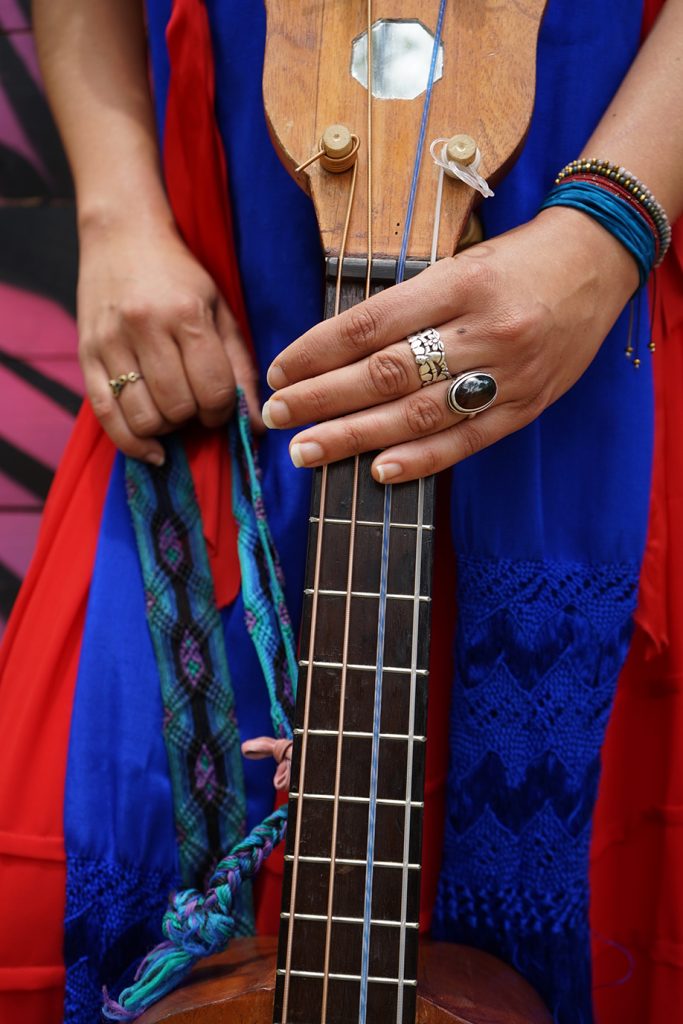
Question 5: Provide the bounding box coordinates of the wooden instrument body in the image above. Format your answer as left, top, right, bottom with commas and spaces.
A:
263, 0, 546, 260
138, 938, 552, 1024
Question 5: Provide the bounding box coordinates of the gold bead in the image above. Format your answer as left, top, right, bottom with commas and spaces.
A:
648, 341, 656, 352
633, 358, 641, 369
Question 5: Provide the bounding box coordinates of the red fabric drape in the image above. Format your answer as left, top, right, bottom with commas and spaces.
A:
590, 4, 683, 1021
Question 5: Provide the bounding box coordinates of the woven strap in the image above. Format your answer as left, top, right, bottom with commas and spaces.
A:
125, 441, 252, 923
231, 393, 297, 738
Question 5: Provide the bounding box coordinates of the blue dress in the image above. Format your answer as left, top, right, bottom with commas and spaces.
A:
61, 2, 652, 1022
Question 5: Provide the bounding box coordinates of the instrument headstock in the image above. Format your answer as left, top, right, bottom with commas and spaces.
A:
263, 0, 547, 261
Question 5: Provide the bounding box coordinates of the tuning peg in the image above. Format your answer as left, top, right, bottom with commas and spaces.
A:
446, 134, 477, 166
320, 124, 359, 173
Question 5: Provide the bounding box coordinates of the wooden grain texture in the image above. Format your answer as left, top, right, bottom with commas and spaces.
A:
263, 0, 547, 261
137, 938, 552, 1023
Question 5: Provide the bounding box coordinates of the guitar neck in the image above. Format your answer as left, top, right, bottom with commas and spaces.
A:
274, 260, 436, 1024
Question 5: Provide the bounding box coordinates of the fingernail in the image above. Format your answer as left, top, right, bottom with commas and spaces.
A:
375, 462, 402, 484
267, 363, 287, 389
262, 398, 290, 429
146, 452, 165, 467
290, 441, 323, 468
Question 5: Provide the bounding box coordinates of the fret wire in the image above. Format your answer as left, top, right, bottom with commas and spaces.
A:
285, 855, 420, 869
278, 970, 417, 986
294, 728, 426, 741
360, 481, 392, 1024
298, 659, 428, 676
396, 475, 426, 1023
282, 465, 330, 1022
309, 515, 434, 531
304, 588, 431, 602
288, 793, 424, 807
281, 912, 419, 929
320, 454, 361, 1022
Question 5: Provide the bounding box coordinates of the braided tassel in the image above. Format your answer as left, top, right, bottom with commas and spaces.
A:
102, 807, 288, 1020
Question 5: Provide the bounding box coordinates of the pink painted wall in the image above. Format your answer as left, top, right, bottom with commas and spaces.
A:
0, 0, 82, 636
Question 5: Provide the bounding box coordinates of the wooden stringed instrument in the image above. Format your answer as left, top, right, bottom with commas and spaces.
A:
139, 2, 550, 1022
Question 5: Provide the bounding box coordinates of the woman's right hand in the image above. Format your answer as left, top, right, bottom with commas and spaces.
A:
77, 215, 262, 465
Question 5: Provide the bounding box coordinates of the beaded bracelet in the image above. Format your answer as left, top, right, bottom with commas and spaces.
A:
540, 158, 671, 367
555, 158, 671, 265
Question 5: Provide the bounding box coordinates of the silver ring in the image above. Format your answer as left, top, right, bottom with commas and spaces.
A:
446, 371, 498, 416
406, 328, 451, 387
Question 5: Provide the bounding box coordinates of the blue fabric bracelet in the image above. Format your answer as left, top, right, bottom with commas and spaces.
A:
540, 180, 656, 288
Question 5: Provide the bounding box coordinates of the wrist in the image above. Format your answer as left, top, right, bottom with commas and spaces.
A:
78, 193, 176, 245
534, 205, 640, 298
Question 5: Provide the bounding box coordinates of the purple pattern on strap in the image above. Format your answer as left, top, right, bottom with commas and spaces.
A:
159, 519, 185, 573
180, 629, 205, 687
195, 744, 217, 801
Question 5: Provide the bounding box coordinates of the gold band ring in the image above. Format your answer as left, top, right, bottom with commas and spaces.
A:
109, 371, 143, 398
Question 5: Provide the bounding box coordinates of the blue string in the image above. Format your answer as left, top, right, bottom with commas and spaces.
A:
396, 0, 449, 284
540, 181, 656, 288
358, 483, 392, 1024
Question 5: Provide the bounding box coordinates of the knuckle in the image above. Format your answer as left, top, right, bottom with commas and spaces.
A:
163, 399, 197, 425
200, 384, 235, 413
341, 420, 368, 456
120, 300, 153, 328
458, 254, 497, 294
174, 294, 207, 329
89, 392, 114, 422
303, 386, 330, 421
79, 333, 100, 359
339, 304, 383, 354
459, 422, 486, 459
129, 409, 165, 435
418, 442, 440, 476
368, 351, 410, 398
405, 393, 442, 435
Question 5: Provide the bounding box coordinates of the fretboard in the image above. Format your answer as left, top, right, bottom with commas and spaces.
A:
273, 259, 436, 1024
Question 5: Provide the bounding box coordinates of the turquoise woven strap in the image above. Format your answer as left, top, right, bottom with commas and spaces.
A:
231, 392, 297, 737
116, 394, 298, 1018
125, 439, 251, 936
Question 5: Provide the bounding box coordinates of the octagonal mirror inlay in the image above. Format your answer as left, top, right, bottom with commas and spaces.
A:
351, 19, 444, 100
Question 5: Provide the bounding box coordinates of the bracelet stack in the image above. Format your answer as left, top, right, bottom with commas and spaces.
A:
540, 157, 672, 366
555, 158, 671, 267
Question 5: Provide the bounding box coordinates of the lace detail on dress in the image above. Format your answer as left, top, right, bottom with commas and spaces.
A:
432, 557, 640, 1024
63, 856, 176, 1024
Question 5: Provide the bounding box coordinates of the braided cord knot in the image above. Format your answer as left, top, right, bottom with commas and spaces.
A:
102, 807, 288, 1020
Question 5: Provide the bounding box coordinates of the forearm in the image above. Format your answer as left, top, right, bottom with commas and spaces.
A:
582, 0, 683, 220
33, 0, 172, 233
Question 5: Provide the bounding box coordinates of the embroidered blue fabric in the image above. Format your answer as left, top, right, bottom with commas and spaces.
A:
431, 556, 640, 1021
64, 856, 175, 1024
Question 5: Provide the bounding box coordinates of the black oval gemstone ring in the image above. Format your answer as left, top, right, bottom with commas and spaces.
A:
446, 371, 498, 416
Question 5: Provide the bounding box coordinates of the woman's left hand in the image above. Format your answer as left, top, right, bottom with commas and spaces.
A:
262, 206, 639, 483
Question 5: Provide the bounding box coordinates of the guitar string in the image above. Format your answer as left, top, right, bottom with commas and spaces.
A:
395, 107, 448, 1016
359, 479, 392, 1024
319, 51, 365, 1021
281, 64, 363, 1024
319, 2, 375, 1020
319, 453, 361, 1022
395, 476, 425, 1023
394, 7, 449, 1018
396, 0, 449, 286
281, 461, 329, 1023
